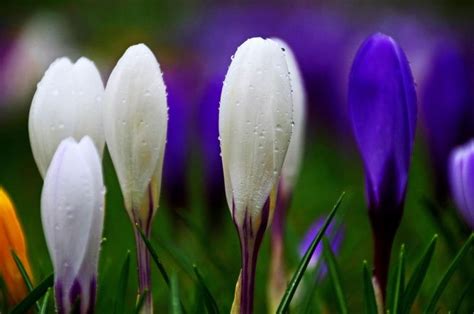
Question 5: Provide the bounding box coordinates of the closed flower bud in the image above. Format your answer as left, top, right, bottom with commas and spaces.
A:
449, 140, 474, 229
103, 43, 168, 313
29, 57, 105, 178
219, 37, 293, 314
349, 33, 417, 299
41, 137, 105, 314
0, 188, 32, 305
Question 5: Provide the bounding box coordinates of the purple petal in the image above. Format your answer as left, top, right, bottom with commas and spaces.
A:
450, 141, 474, 229
349, 33, 417, 212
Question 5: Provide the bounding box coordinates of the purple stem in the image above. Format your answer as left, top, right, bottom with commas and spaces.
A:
133, 214, 153, 314
236, 199, 271, 314
134, 226, 152, 313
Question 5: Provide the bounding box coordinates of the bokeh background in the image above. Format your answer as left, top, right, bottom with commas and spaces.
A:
1, 0, 473, 312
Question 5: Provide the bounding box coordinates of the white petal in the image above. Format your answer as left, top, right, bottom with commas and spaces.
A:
272, 39, 306, 194
104, 43, 168, 217
29, 57, 105, 178
41, 137, 104, 295
219, 37, 293, 225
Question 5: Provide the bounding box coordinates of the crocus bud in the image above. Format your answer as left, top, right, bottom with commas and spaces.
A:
349, 33, 417, 299
449, 140, 474, 229
28, 57, 105, 178
104, 43, 168, 313
41, 137, 104, 314
219, 37, 293, 314
0, 188, 32, 306
267, 38, 306, 313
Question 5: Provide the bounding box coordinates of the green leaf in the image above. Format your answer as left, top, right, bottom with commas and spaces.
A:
276, 192, 345, 314
11, 250, 40, 313
323, 237, 348, 314
114, 251, 131, 314
401, 234, 438, 313
424, 233, 474, 313
136, 225, 171, 287
11, 273, 54, 314
135, 290, 148, 314
392, 244, 405, 314
363, 261, 378, 314
193, 265, 219, 314
0, 276, 8, 313
170, 273, 183, 314
40, 288, 51, 314
453, 278, 473, 313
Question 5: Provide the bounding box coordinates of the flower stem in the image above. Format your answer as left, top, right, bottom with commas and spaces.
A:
240, 238, 257, 314
134, 225, 153, 314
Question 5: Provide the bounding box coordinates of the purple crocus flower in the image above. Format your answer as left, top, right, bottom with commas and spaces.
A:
449, 140, 474, 229
298, 218, 344, 279
422, 40, 473, 201
349, 33, 417, 298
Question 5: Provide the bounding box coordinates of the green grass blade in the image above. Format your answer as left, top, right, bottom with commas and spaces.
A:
171, 273, 183, 314
135, 290, 148, 314
11, 250, 40, 312
136, 225, 171, 287
193, 265, 219, 314
424, 233, 474, 313
392, 244, 405, 314
453, 278, 473, 313
276, 192, 345, 314
40, 288, 51, 314
114, 251, 131, 314
11, 273, 54, 314
363, 261, 378, 314
323, 237, 348, 314
401, 234, 438, 313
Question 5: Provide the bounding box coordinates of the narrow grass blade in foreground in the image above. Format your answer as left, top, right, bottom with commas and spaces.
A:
363, 261, 378, 314
12, 250, 40, 312
276, 192, 345, 313
323, 237, 348, 314
11, 273, 54, 314
453, 278, 473, 313
424, 233, 473, 313
391, 244, 405, 314
40, 288, 51, 314
114, 251, 131, 314
137, 224, 171, 287
193, 265, 220, 314
401, 234, 438, 313
171, 273, 183, 314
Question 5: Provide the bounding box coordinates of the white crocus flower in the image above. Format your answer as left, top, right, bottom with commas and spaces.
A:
103, 43, 168, 313
29, 57, 105, 178
219, 37, 293, 313
41, 136, 105, 314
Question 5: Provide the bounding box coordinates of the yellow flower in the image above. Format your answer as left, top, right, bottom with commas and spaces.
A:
0, 188, 32, 305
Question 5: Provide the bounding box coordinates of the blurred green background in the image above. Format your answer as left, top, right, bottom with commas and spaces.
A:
1, 0, 473, 313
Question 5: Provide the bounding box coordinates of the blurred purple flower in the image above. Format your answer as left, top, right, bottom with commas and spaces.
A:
162, 68, 192, 210
197, 76, 226, 214
298, 218, 344, 278
422, 39, 473, 200
349, 33, 417, 297
449, 140, 474, 229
